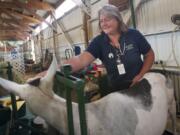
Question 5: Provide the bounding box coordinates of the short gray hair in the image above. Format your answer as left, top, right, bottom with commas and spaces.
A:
98, 4, 128, 33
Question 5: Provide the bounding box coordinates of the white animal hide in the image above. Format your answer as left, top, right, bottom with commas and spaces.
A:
0, 55, 176, 135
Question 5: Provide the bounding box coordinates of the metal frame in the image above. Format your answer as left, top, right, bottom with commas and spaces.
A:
55, 64, 87, 135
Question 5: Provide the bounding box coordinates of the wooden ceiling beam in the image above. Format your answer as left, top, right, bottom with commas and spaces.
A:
0, 1, 55, 11
0, 2, 51, 26
0, 18, 35, 32
17, 31, 30, 37
12, 0, 55, 11
0, 31, 30, 37
0, 11, 36, 32
26, 0, 55, 11
0, 2, 47, 24
0, 33, 27, 39
1, 9, 42, 24
0, 2, 18, 9
0, 17, 24, 24
0, 36, 17, 41
0, 17, 36, 26
0, 29, 30, 32
6, 23, 34, 32
0, 33, 28, 38
109, 0, 129, 11
0, 25, 32, 33
11, 24, 34, 32
0, 35, 26, 41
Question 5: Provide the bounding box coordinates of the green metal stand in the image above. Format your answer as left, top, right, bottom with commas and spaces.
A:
55, 64, 87, 135
1, 62, 46, 135
0, 62, 18, 134
0, 62, 18, 121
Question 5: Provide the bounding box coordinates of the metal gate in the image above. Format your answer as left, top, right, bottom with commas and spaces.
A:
151, 67, 180, 116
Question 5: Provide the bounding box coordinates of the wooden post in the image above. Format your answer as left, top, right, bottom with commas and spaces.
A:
81, 0, 91, 49
129, 0, 136, 29
40, 32, 44, 63
83, 13, 89, 48
53, 29, 58, 59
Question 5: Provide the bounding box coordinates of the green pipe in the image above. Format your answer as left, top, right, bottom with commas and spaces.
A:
63, 65, 75, 135
76, 80, 87, 135
129, 0, 136, 29
56, 64, 87, 135
66, 86, 75, 135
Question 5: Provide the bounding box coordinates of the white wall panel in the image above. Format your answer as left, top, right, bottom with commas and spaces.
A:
37, 0, 180, 68
91, 0, 108, 19
60, 7, 82, 30
43, 27, 53, 39
137, 0, 180, 67
91, 21, 100, 37
146, 31, 180, 66
68, 27, 84, 43
137, 0, 180, 34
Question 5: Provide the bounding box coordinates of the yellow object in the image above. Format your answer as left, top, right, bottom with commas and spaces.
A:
8, 101, 25, 110
0, 96, 24, 110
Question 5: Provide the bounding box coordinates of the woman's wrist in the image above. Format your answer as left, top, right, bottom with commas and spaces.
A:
137, 73, 144, 79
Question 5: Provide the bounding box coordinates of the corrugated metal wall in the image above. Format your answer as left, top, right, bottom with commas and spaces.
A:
33, 0, 109, 63
31, 0, 180, 67
136, 0, 180, 67
146, 32, 180, 66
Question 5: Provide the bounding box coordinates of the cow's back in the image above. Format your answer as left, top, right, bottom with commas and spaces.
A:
135, 73, 168, 135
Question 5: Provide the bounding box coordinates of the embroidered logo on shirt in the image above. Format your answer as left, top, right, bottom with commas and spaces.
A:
108, 53, 114, 59
126, 44, 134, 51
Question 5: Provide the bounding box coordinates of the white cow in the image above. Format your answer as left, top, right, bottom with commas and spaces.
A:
0, 56, 176, 135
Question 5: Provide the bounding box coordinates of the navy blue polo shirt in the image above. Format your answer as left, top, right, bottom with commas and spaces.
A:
86, 29, 151, 89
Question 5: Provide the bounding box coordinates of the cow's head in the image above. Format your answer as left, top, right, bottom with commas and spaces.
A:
0, 55, 59, 99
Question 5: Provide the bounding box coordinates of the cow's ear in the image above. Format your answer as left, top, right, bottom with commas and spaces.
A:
28, 78, 41, 87
42, 54, 58, 82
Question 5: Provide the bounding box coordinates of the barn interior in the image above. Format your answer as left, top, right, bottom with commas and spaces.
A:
0, 0, 180, 135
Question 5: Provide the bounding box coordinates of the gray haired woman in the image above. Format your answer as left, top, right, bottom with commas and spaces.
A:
64, 4, 155, 96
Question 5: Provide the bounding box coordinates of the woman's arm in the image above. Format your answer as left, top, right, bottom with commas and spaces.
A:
131, 49, 155, 86
64, 51, 96, 72
139, 48, 155, 77
36, 52, 95, 78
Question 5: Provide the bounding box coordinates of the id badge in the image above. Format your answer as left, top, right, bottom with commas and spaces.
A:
117, 64, 126, 75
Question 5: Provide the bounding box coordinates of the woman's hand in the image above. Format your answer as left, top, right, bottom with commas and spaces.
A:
130, 74, 143, 87
130, 49, 154, 87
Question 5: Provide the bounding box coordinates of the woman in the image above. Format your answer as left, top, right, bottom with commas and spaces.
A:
66, 4, 154, 94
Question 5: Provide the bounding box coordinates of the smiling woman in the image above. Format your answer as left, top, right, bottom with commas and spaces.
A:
98, 5, 128, 36
64, 4, 155, 94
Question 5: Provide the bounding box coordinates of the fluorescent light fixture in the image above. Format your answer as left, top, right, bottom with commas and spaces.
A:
55, 0, 76, 18
34, 0, 76, 35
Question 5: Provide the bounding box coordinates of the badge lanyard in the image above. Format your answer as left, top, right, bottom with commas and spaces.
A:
108, 38, 126, 59
115, 39, 126, 75
108, 37, 126, 75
